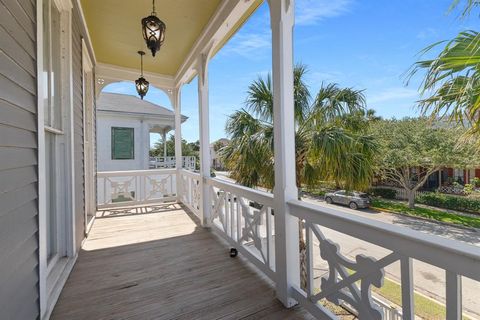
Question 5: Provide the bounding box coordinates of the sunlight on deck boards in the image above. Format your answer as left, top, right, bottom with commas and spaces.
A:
51, 204, 316, 320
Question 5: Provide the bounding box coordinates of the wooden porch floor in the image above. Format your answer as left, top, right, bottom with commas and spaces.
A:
51, 204, 315, 320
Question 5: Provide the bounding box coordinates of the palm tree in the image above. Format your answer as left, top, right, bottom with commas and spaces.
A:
220, 65, 377, 289
410, 1, 480, 132
221, 65, 377, 192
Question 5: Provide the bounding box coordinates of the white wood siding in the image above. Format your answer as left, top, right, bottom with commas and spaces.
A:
0, 0, 40, 318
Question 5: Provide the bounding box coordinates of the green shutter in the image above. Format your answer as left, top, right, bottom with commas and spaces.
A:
111, 127, 134, 159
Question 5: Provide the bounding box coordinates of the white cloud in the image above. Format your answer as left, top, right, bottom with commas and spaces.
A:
296, 0, 354, 26
220, 32, 271, 58
368, 87, 419, 105
416, 27, 438, 40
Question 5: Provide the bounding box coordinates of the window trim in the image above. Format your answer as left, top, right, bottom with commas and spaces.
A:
37, 0, 77, 318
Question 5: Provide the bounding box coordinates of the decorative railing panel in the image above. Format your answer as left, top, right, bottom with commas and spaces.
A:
288, 199, 480, 319
179, 169, 201, 217
206, 178, 276, 280
97, 169, 176, 209
149, 156, 196, 171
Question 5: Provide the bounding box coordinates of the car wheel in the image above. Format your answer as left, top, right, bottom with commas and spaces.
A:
349, 202, 358, 210
325, 197, 333, 204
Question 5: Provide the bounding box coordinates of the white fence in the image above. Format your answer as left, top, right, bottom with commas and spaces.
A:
97, 169, 176, 209
206, 178, 276, 280
287, 199, 480, 319
179, 169, 201, 217
149, 156, 196, 170
372, 186, 426, 200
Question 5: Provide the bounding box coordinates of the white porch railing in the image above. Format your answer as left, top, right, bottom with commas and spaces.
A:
206, 178, 276, 280
94, 168, 480, 318
97, 169, 177, 209
179, 169, 201, 217
287, 199, 480, 319
149, 156, 196, 170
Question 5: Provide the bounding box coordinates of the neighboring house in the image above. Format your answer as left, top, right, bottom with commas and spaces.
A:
210, 138, 230, 170
375, 167, 480, 190
96, 92, 187, 171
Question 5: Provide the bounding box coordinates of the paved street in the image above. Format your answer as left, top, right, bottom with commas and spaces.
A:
214, 172, 480, 318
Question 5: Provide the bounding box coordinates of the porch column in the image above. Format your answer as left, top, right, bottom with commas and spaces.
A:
197, 53, 211, 227
173, 87, 183, 198
268, 0, 299, 307
162, 131, 167, 158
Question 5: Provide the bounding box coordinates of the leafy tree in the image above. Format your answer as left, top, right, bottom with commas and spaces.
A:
150, 135, 199, 158
221, 65, 378, 192
370, 118, 478, 208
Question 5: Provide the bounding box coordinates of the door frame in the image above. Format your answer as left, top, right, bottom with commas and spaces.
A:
82, 38, 96, 234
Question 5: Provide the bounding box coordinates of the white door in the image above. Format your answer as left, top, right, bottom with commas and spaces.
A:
82, 40, 95, 232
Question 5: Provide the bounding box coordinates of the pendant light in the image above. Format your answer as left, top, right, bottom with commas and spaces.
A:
141, 0, 166, 57
135, 51, 149, 100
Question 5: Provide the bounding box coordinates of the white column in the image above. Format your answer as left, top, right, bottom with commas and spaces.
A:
268, 0, 299, 308
141, 120, 150, 169
173, 87, 183, 199
162, 131, 167, 158
197, 53, 211, 227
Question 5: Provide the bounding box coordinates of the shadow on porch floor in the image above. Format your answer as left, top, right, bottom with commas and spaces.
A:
51, 204, 317, 319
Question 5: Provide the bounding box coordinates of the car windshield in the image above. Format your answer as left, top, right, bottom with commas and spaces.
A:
356, 193, 369, 198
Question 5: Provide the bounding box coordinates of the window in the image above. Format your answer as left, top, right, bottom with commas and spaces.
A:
44, 0, 67, 266
111, 127, 135, 159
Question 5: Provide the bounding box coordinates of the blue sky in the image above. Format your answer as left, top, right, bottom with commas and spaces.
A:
104, 0, 476, 145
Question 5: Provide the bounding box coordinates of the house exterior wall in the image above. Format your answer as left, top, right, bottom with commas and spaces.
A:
0, 0, 40, 319
96, 115, 150, 171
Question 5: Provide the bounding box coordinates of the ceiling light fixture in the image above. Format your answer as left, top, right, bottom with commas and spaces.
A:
141, 0, 166, 57
135, 51, 149, 100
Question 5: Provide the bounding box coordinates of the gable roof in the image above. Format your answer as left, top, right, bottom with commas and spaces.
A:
97, 92, 187, 122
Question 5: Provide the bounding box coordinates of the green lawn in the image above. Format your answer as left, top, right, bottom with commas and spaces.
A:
372, 198, 480, 229
372, 277, 470, 320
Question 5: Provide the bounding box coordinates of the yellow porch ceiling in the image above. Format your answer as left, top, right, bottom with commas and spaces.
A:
80, 0, 222, 76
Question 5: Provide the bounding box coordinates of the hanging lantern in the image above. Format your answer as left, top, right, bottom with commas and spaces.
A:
141, 0, 166, 57
135, 51, 149, 100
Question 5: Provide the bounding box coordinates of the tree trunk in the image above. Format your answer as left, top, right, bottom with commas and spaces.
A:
407, 190, 415, 209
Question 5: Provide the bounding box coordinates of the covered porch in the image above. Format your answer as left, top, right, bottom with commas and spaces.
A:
51, 204, 317, 319
25, 0, 480, 319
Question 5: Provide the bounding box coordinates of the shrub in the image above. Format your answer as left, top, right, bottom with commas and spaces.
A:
416, 192, 480, 215
472, 177, 480, 188
369, 187, 397, 199
464, 183, 474, 195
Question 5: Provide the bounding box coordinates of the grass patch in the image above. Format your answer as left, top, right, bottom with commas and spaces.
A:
372, 198, 480, 229
372, 277, 470, 320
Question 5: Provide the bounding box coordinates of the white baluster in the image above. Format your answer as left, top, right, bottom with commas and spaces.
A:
400, 256, 414, 319
446, 271, 462, 320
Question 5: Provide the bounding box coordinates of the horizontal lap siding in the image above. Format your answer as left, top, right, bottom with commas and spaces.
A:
72, 9, 85, 250
0, 0, 39, 319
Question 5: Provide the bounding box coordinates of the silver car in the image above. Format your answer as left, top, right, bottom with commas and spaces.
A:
324, 190, 371, 210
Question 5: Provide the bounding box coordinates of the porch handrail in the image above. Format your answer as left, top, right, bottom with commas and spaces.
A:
206, 177, 274, 208
288, 199, 480, 279
179, 168, 200, 179
98, 168, 176, 177
288, 198, 480, 319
